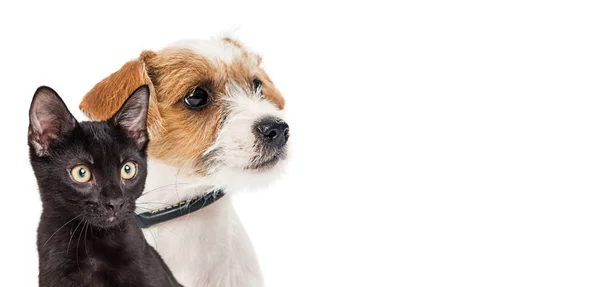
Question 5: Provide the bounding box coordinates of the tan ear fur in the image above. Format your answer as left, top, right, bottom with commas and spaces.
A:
79, 50, 163, 137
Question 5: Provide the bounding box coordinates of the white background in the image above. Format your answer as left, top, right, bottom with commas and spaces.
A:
1, 0, 599, 286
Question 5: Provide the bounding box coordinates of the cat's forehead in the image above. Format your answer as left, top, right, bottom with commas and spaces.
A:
80, 121, 116, 142
79, 122, 126, 154
74, 121, 142, 162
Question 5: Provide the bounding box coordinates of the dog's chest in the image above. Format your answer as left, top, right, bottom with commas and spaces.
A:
139, 159, 264, 286
140, 198, 261, 286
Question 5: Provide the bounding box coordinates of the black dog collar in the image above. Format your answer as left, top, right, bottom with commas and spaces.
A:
135, 189, 225, 228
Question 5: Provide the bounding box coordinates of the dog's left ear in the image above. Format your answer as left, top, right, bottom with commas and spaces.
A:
79, 50, 163, 137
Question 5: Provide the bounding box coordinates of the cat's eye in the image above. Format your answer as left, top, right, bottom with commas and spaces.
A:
70, 165, 91, 183
121, 162, 137, 180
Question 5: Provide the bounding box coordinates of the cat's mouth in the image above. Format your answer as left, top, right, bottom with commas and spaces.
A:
84, 200, 135, 228
86, 214, 128, 228
85, 209, 133, 228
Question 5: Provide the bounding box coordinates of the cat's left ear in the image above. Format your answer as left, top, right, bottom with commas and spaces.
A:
28, 87, 77, 156
110, 85, 150, 148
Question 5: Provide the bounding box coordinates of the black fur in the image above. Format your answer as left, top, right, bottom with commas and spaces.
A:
28, 86, 182, 287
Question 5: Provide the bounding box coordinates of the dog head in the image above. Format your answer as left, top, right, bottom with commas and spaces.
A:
80, 37, 288, 190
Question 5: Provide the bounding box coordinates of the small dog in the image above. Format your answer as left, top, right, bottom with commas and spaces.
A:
80, 36, 288, 287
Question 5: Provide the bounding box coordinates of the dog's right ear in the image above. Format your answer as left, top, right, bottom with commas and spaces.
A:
79, 50, 163, 137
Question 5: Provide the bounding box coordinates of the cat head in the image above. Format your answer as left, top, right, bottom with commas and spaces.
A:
28, 85, 150, 229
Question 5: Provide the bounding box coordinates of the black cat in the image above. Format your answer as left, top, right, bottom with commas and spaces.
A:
28, 85, 182, 287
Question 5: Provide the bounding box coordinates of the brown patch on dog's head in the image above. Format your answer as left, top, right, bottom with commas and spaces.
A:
222, 37, 244, 49
228, 53, 284, 109
256, 68, 285, 109
80, 51, 164, 137
142, 48, 224, 169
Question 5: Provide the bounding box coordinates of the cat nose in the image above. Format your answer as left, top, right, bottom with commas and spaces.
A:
105, 198, 125, 211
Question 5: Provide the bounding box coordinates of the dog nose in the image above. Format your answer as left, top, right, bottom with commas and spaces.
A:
105, 198, 125, 211
255, 117, 289, 147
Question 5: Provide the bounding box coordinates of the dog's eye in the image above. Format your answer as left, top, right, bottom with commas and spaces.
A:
253, 78, 262, 92
184, 87, 210, 108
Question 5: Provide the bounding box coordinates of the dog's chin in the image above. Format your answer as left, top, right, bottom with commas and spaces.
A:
245, 150, 286, 171
245, 158, 279, 170
204, 155, 287, 191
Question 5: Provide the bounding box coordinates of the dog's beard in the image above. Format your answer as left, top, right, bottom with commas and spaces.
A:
200, 154, 287, 191
198, 85, 288, 190
247, 144, 287, 170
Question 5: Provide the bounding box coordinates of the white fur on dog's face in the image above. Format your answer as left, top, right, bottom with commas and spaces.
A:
153, 38, 288, 191
201, 83, 287, 190
165, 39, 246, 65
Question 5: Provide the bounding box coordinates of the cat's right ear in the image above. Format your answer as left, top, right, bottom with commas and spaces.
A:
110, 85, 150, 148
28, 87, 77, 156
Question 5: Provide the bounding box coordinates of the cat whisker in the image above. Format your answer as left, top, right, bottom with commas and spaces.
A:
183, 197, 201, 233
141, 183, 190, 195
143, 228, 159, 249
183, 195, 211, 234
173, 169, 183, 209
67, 218, 85, 254
41, 214, 82, 251
137, 201, 174, 207
84, 221, 93, 268
155, 223, 184, 239
135, 207, 154, 211
76, 218, 86, 272
135, 206, 163, 214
